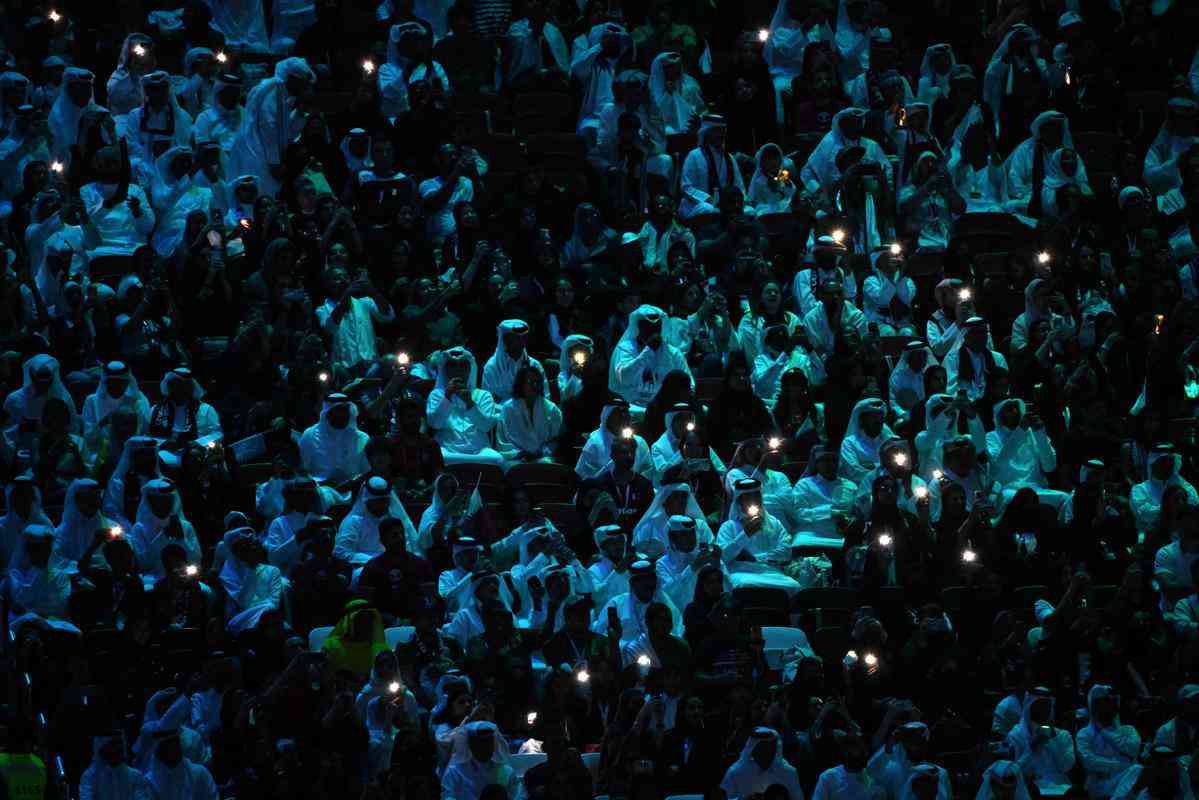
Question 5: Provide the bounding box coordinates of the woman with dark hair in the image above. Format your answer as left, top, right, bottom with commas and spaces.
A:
656, 694, 724, 794
772, 367, 825, 460
682, 563, 725, 650
641, 369, 697, 446
991, 486, 1060, 588
705, 352, 774, 458
840, 473, 934, 605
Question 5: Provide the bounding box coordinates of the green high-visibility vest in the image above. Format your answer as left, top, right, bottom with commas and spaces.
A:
0, 752, 47, 800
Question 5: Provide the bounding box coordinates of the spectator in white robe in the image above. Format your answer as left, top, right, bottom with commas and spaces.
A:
497, 365, 562, 464
974, 759, 1031, 800
846, 29, 915, 110
127, 479, 201, 579
649, 404, 702, 477
1010, 278, 1074, 353
416, 473, 483, 557
801, 279, 869, 366
801, 108, 889, 200
833, 0, 872, 83
205, 0, 315, 55
986, 398, 1069, 510
228, 58, 315, 197
811, 732, 875, 800
130, 690, 208, 773
947, 109, 1009, 214
82, 361, 149, 453
482, 319, 548, 403
1075, 684, 1139, 798
1004, 110, 1071, 213
80, 732, 153, 800
792, 444, 856, 544
888, 342, 936, 417
437, 537, 483, 610
378, 23, 452, 118
925, 278, 968, 358
609, 304, 692, 411
792, 236, 857, 316
47, 67, 98, 163
632, 478, 713, 559
637, 193, 696, 272
717, 478, 798, 594
79, 146, 156, 258
1143, 97, 1197, 198
747, 143, 797, 216
175, 48, 216, 117
589, 524, 632, 610
53, 478, 116, 573
338, 476, 420, 565
557, 335, 594, 404
502, 7, 569, 87
426, 347, 503, 467
592, 559, 682, 647
102, 435, 161, 527
3, 353, 78, 450
315, 264, 395, 372
5, 525, 77, 636
724, 437, 799, 532
915, 393, 985, 481
119, 71, 193, 167
1039, 147, 1091, 220
263, 478, 327, 572
1004, 689, 1076, 793
839, 397, 892, 486
357, 653, 421, 729
679, 114, 745, 219
868, 721, 941, 800
222, 175, 259, 231
219, 529, 284, 634
1136, 445, 1199, 534
983, 25, 1047, 138
648, 51, 704, 136
721, 727, 805, 800
763, 0, 831, 98
442, 571, 516, 647
575, 398, 653, 480
862, 246, 918, 336
916, 43, 956, 105
147, 368, 222, 448
149, 146, 212, 258
106, 34, 155, 116
140, 724, 218, 800
192, 72, 243, 151
300, 393, 372, 489
944, 317, 1007, 402
654, 515, 726, 613
571, 22, 633, 133
591, 69, 667, 170
439, 721, 520, 800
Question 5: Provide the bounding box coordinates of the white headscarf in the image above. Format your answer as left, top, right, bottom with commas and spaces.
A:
984, 26, 1046, 133
300, 394, 370, 484
834, 0, 872, 81
81, 732, 149, 800
54, 478, 107, 567
483, 319, 546, 402
916, 44, 956, 105
748, 143, 796, 215
339, 128, 373, 174
764, 0, 830, 75
842, 397, 893, 473
974, 760, 1031, 800
632, 481, 710, 558
340, 475, 420, 559
84, 361, 150, 441
228, 57, 315, 194
648, 51, 703, 135
722, 727, 803, 799
102, 435, 161, 523
132, 690, 206, 772
129, 478, 198, 576
557, 334, 593, 401
5, 353, 78, 432
106, 33, 153, 115
1040, 147, 1090, 217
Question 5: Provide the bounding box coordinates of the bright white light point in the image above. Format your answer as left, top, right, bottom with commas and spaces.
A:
48, 10, 61, 21
133, 44, 146, 56
50, 161, 63, 173
396, 352, 410, 366
889, 243, 902, 256
215, 51, 227, 63
846, 650, 858, 660
362, 59, 375, 74
621, 427, 634, 439
831, 229, 846, 243
962, 549, 977, 563
893, 452, 908, 467
768, 437, 781, 450
864, 653, 878, 666
959, 288, 972, 302
573, 351, 586, 365
318, 372, 329, 382
747, 505, 760, 517
757, 28, 770, 42
388, 681, 400, 693
636, 655, 651, 667
686, 421, 696, 431
185, 564, 199, 576
109, 526, 122, 538
576, 669, 590, 683
527, 711, 537, 724
1037, 250, 1051, 264
878, 534, 893, 547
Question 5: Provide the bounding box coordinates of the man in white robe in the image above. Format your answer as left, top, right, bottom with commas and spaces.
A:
227, 58, 315, 196
482, 319, 549, 403
299, 394, 370, 489
680, 114, 745, 219
721, 727, 805, 800
609, 304, 692, 411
